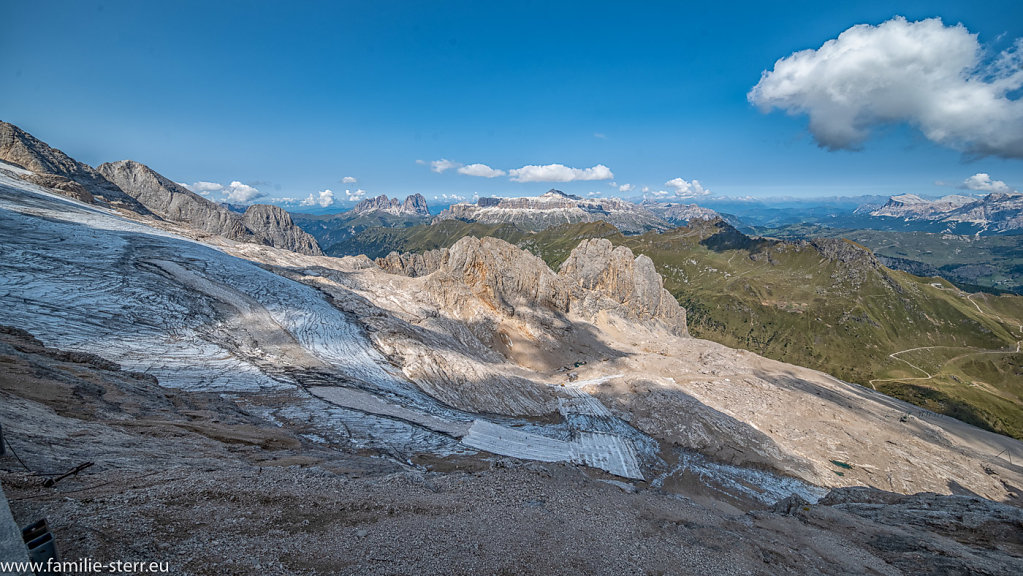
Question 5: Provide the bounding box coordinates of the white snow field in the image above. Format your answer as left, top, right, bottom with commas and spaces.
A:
0, 172, 648, 478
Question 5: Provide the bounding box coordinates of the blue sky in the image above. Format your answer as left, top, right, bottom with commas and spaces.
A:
3, 0, 1023, 211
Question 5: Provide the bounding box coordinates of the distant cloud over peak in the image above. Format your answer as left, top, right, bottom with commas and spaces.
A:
341, 176, 357, 184
430, 159, 459, 173
345, 189, 366, 202
749, 16, 1023, 159
508, 163, 614, 183
301, 189, 335, 208
959, 173, 1015, 194
665, 178, 710, 198
457, 163, 506, 178
179, 181, 224, 196
224, 181, 265, 203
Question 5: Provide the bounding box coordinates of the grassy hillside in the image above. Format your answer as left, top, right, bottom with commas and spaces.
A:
338, 219, 1023, 439
755, 224, 1023, 294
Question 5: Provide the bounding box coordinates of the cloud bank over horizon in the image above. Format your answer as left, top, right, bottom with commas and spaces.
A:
749, 16, 1023, 159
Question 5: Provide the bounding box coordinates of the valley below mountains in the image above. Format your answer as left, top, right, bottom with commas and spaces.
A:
1, 123, 1023, 574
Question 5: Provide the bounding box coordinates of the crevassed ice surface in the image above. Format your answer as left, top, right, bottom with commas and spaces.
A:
0, 174, 652, 478
0, 172, 399, 393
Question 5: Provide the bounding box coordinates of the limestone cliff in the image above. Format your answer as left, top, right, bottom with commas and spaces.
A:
558, 238, 688, 336
377, 236, 688, 336
242, 204, 323, 256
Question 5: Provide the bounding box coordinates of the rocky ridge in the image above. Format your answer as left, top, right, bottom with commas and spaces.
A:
378, 236, 688, 336
242, 204, 322, 255
97, 160, 252, 239
0, 121, 149, 213
871, 192, 1023, 233
640, 200, 721, 225
434, 189, 669, 234
0, 125, 321, 256
99, 159, 322, 256
351, 193, 430, 217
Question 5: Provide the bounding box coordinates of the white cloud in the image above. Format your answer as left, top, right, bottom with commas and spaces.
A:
618, 183, 634, 193
749, 16, 1023, 158
457, 163, 506, 178
301, 189, 336, 208
508, 163, 614, 183
665, 178, 710, 198
341, 176, 357, 184
959, 173, 1015, 194
179, 181, 224, 196
430, 159, 459, 173
462, 164, 505, 178
345, 189, 366, 202
433, 193, 466, 202
224, 181, 265, 203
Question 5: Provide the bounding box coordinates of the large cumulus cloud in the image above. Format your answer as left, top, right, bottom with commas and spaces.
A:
749, 16, 1023, 159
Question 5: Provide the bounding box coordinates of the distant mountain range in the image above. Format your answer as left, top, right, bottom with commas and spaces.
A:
0, 121, 321, 255
434, 189, 670, 233
350, 193, 430, 217
291, 193, 434, 255
869, 193, 1023, 234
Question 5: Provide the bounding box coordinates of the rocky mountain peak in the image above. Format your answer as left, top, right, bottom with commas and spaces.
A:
243, 204, 323, 255
542, 189, 581, 200
0, 121, 148, 212
558, 238, 688, 336
433, 190, 668, 234
377, 236, 687, 336
98, 158, 322, 255
350, 193, 430, 217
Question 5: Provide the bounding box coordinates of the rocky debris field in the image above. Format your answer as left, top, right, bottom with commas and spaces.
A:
3, 325, 1023, 575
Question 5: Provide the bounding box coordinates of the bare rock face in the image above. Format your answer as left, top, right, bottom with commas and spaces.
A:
559, 238, 688, 336
0, 121, 149, 212
640, 200, 721, 226
242, 204, 323, 256
377, 249, 446, 278
442, 237, 573, 315
377, 236, 688, 336
18, 173, 94, 204
433, 189, 668, 233
870, 192, 1023, 233
98, 159, 322, 256
98, 160, 252, 240
350, 193, 430, 217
